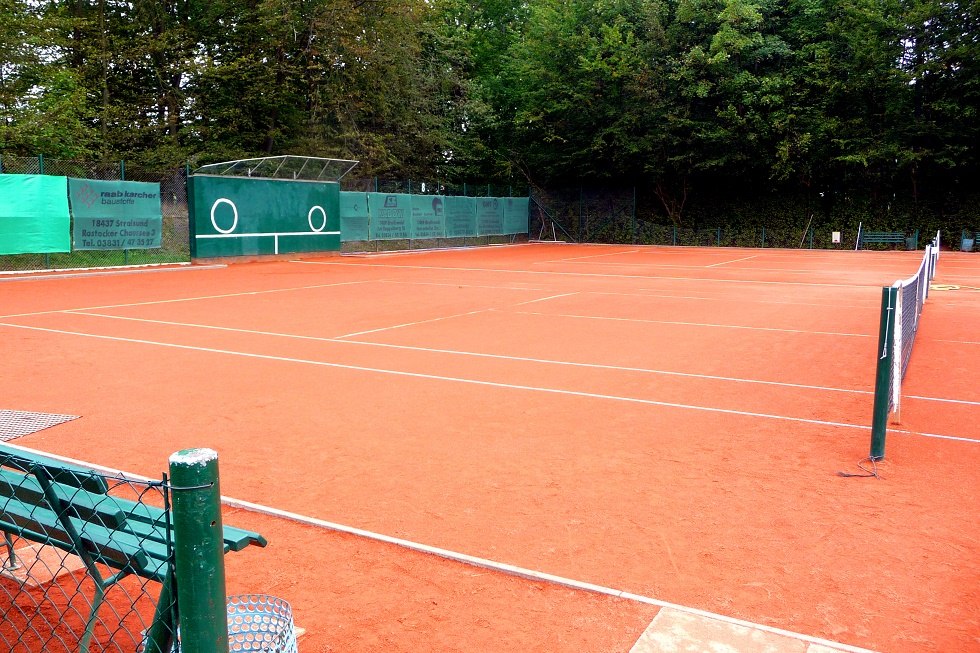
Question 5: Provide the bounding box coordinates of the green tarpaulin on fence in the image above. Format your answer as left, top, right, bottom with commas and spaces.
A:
340, 191, 370, 241
0, 174, 71, 255
69, 178, 163, 250
367, 193, 412, 240
339, 192, 528, 242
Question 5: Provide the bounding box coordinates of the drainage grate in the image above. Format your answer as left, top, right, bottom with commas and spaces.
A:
0, 410, 80, 442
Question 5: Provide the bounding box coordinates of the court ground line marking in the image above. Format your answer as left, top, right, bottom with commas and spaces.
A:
0, 322, 923, 436
5, 322, 976, 443
0, 441, 878, 653
290, 260, 882, 289
59, 312, 980, 409
0, 279, 378, 319
510, 292, 578, 306
378, 280, 548, 292
706, 254, 759, 268
62, 311, 879, 398
0, 263, 225, 282
334, 308, 495, 339
542, 249, 642, 263
512, 310, 873, 338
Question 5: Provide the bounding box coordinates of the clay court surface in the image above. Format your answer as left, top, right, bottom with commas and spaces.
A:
1, 243, 978, 652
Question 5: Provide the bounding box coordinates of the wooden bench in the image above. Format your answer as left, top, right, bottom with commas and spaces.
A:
860, 231, 905, 245
0, 443, 266, 651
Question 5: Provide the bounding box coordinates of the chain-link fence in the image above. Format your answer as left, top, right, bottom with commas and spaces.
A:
0, 155, 189, 272
529, 186, 977, 251
1, 457, 177, 653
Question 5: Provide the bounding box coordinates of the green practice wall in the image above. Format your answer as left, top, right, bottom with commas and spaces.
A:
189, 175, 340, 258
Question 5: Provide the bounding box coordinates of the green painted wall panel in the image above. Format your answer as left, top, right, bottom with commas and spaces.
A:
190, 176, 340, 258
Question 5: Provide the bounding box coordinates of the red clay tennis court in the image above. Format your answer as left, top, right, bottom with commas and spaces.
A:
2, 243, 978, 652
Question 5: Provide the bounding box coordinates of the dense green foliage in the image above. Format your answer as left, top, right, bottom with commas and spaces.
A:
1, 0, 977, 227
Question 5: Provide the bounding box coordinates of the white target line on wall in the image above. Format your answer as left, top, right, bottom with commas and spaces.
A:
199, 199, 338, 254
210, 198, 239, 234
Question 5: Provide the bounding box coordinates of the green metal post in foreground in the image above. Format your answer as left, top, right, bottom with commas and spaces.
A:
870, 287, 897, 460
170, 448, 230, 653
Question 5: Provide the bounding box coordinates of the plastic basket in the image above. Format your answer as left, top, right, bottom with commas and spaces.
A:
226, 594, 299, 653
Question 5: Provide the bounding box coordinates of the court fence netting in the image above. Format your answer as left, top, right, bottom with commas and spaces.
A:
867, 231, 942, 462
0, 155, 190, 272
1, 446, 285, 653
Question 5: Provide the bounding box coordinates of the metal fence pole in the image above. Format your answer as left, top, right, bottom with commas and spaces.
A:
169, 448, 230, 653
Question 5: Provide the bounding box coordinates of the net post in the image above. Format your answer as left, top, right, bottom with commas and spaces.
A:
871, 286, 898, 460
169, 448, 230, 653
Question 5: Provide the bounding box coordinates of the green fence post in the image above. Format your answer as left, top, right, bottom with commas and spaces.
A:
761, 226, 766, 248
38, 154, 44, 175
870, 286, 897, 460
169, 448, 230, 653
672, 226, 677, 246
717, 227, 721, 247
809, 226, 814, 249
120, 159, 125, 181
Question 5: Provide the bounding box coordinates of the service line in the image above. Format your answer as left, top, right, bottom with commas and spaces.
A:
5, 320, 977, 444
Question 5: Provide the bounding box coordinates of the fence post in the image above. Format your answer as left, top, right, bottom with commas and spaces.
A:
169, 448, 230, 653
120, 160, 126, 181
761, 227, 766, 248
672, 226, 677, 246
38, 154, 44, 175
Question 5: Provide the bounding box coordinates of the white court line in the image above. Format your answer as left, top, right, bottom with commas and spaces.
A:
0, 279, 377, 320
291, 260, 880, 289
0, 321, 873, 432
0, 263, 225, 281
379, 280, 547, 292
335, 292, 579, 338
334, 308, 494, 339
0, 441, 881, 653
707, 255, 757, 268
61, 311, 980, 408
510, 292, 578, 307
12, 319, 976, 442
542, 249, 641, 263
933, 338, 980, 346
62, 311, 876, 398
513, 310, 873, 338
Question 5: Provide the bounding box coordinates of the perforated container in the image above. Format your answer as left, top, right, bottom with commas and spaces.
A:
226, 595, 299, 653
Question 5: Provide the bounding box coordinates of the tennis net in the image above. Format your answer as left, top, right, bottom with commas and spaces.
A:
869, 231, 940, 459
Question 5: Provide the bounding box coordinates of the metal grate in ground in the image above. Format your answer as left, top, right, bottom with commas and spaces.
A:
0, 410, 80, 442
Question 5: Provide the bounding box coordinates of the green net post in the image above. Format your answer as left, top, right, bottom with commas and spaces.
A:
169, 448, 230, 653
870, 286, 897, 460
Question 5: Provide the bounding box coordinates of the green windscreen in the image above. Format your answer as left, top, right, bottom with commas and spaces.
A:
0, 174, 71, 254
69, 178, 163, 250
189, 175, 340, 258
339, 192, 526, 242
